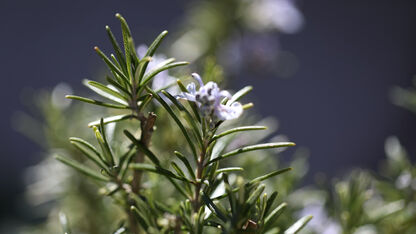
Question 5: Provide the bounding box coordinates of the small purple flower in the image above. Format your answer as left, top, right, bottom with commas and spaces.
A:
177, 73, 243, 121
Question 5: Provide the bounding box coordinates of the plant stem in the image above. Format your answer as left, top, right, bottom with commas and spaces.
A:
193, 140, 208, 212
131, 112, 156, 193
127, 81, 157, 233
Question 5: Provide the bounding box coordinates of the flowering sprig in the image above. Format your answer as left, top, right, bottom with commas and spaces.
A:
54, 14, 311, 233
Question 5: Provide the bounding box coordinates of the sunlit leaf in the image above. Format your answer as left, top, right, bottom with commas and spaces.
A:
88, 114, 133, 128
284, 216, 313, 234
66, 95, 128, 109
208, 142, 296, 164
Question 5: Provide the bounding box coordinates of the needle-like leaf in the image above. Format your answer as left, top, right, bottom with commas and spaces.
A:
66, 95, 128, 109
208, 142, 296, 165
94, 46, 129, 82
147, 88, 197, 161
124, 130, 160, 165
210, 126, 266, 142
83, 80, 129, 105
88, 114, 133, 128
105, 25, 127, 73
248, 168, 292, 185
55, 155, 109, 182
69, 137, 109, 170
227, 86, 253, 105
284, 216, 313, 234
264, 203, 287, 229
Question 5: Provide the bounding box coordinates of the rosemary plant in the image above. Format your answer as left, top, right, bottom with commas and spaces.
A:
54, 14, 311, 233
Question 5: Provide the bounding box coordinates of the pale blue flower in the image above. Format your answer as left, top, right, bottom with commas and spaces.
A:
177, 73, 243, 121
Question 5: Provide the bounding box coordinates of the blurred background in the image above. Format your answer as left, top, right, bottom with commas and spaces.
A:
1, 0, 416, 226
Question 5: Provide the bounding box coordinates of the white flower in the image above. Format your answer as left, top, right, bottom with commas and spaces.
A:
177, 73, 243, 121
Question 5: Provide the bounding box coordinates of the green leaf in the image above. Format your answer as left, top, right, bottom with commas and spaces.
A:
55, 155, 109, 182
145, 30, 168, 57
124, 130, 160, 165
227, 86, 253, 105
211, 187, 240, 200
130, 206, 150, 230
171, 161, 194, 195
119, 147, 135, 181
136, 30, 168, 84
264, 191, 278, 215
116, 14, 135, 82
93, 125, 115, 165
211, 126, 266, 142
246, 184, 265, 206
88, 114, 133, 128
110, 54, 123, 70
66, 95, 128, 109
137, 93, 153, 113
83, 80, 129, 105
264, 203, 287, 229
284, 216, 313, 234
248, 168, 292, 185
106, 76, 130, 95
138, 61, 189, 93
201, 194, 228, 222
174, 151, 196, 180
215, 167, 244, 175
162, 90, 202, 146
105, 25, 127, 74
94, 46, 129, 82
146, 88, 197, 161
171, 161, 187, 178
129, 163, 189, 182
166, 176, 191, 199
208, 142, 296, 164
69, 137, 108, 169
223, 174, 237, 214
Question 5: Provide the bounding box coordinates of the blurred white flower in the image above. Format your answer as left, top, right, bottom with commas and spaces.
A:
24, 156, 70, 206
177, 73, 243, 121
299, 203, 342, 234
244, 0, 304, 34
396, 171, 412, 189
51, 82, 73, 110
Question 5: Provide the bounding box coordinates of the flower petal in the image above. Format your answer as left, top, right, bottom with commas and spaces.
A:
191, 73, 204, 87
186, 82, 197, 95
177, 92, 196, 102
219, 90, 231, 99
215, 102, 243, 120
